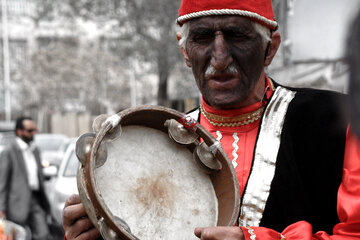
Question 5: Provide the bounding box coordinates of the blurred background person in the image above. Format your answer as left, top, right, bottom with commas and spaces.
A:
347, 9, 360, 139
0, 116, 50, 240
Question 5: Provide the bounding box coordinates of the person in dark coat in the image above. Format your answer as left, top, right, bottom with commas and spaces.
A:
0, 117, 50, 240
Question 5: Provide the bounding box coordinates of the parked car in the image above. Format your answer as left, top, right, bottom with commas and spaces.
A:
34, 133, 69, 168
46, 139, 78, 229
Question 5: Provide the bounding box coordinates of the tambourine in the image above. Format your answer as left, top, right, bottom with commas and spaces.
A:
76, 105, 240, 240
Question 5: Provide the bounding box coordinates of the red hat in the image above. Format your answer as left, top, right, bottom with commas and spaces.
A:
177, 0, 278, 30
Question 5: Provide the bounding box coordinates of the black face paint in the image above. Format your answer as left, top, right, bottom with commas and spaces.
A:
186, 16, 268, 108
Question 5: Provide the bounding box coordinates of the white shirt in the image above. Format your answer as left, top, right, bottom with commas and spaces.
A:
16, 137, 39, 191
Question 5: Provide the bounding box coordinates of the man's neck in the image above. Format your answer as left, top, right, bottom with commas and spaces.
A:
16, 137, 30, 150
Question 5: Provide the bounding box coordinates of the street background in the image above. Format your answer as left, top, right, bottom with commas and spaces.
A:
0, 0, 358, 135
0, 0, 359, 239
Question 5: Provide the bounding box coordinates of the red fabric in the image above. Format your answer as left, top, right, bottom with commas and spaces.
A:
238, 128, 360, 239
201, 100, 260, 196
273, 128, 360, 240
200, 77, 274, 196
178, 0, 276, 28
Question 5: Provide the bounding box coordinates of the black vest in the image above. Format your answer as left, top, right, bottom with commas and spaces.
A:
260, 86, 347, 234
190, 84, 348, 234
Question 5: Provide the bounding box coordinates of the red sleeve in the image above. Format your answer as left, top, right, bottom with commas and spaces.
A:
240, 127, 360, 240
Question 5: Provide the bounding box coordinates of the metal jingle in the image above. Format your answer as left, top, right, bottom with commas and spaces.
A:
92, 114, 122, 141
105, 124, 122, 141
193, 148, 216, 174
95, 141, 108, 168
76, 133, 96, 166
195, 142, 222, 171
99, 218, 121, 240
114, 216, 132, 234
75, 132, 108, 168
165, 119, 198, 145
92, 114, 110, 133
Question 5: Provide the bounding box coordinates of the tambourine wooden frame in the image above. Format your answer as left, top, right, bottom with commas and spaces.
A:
77, 105, 240, 239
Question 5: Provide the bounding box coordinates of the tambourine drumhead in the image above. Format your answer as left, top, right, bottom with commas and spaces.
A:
77, 106, 240, 240
97, 125, 217, 239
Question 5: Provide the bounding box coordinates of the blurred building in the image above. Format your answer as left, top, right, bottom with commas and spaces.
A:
269, 0, 360, 92
0, 0, 32, 88
1, 0, 359, 135
0, 0, 138, 136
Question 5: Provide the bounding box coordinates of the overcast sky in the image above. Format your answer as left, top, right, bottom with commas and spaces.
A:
288, 0, 360, 61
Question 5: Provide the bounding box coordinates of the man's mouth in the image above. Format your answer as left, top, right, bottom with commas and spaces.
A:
206, 73, 239, 89
203, 64, 240, 88
206, 73, 236, 81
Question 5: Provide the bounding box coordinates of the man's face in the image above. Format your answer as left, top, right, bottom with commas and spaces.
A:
18, 119, 37, 144
183, 16, 267, 109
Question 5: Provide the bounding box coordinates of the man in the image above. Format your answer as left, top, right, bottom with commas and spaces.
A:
0, 117, 50, 240
62, 0, 360, 239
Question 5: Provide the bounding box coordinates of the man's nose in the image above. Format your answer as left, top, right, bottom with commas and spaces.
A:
210, 32, 233, 71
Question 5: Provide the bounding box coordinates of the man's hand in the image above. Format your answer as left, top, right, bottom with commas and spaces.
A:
194, 226, 245, 240
62, 194, 101, 240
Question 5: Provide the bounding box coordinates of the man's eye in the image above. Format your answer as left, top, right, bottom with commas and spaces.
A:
192, 34, 213, 43
227, 31, 247, 40
232, 33, 246, 39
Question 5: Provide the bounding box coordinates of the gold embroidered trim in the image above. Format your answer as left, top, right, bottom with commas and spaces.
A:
200, 105, 264, 127
200, 104, 264, 123
245, 227, 256, 240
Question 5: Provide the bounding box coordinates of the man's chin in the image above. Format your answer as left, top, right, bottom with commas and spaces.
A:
205, 97, 247, 110
202, 86, 250, 109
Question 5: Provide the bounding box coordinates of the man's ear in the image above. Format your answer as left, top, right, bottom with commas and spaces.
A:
264, 31, 281, 67
177, 32, 191, 68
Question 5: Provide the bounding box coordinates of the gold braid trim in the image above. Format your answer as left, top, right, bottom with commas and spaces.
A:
200, 105, 264, 127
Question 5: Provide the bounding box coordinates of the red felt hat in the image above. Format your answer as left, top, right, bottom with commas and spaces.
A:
177, 0, 278, 30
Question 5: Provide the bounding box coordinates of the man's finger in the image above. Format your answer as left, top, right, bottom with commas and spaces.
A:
194, 227, 204, 238
194, 226, 245, 240
63, 203, 87, 227
75, 227, 101, 240
64, 194, 81, 208
64, 217, 97, 240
